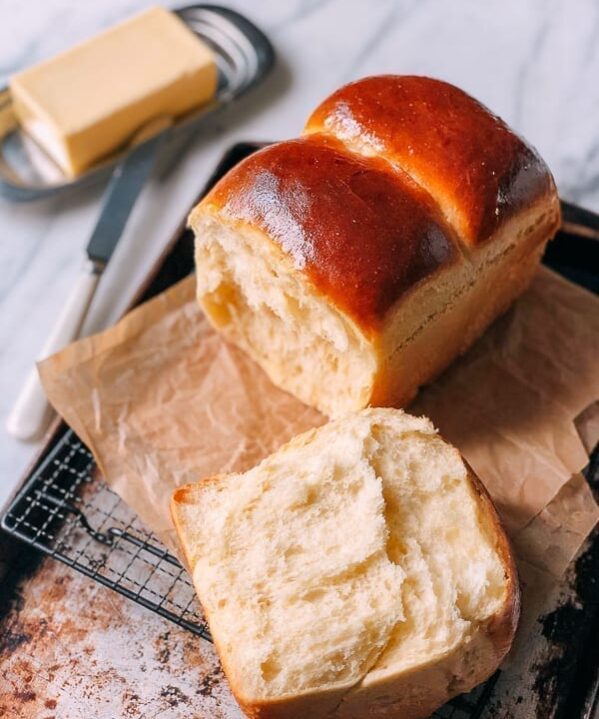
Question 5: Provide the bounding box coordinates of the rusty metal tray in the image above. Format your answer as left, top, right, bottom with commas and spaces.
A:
2, 143, 599, 719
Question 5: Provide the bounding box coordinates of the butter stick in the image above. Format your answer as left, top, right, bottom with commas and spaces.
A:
10, 6, 218, 176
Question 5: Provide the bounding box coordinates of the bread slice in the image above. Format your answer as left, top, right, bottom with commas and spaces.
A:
171, 408, 519, 719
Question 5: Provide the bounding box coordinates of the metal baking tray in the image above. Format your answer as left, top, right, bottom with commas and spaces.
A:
2, 143, 599, 719
0, 5, 274, 201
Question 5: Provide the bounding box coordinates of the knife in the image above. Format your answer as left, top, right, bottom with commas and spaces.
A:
6, 126, 170, 441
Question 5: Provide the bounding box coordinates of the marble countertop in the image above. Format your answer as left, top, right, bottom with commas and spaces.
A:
1, 1, 599, 716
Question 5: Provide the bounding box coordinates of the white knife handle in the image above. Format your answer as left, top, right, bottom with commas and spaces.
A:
6, 266, 101, 441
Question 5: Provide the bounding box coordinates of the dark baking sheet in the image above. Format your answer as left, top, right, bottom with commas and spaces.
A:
1, 142, 598, 719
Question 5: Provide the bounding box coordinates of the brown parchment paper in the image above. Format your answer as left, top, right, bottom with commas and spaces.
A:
39, 266, 599, 570
411, 268, 599, 531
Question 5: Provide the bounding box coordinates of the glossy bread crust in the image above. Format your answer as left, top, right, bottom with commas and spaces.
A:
191, 75, 560, 417
203, 136, 459, 332
306, 75, 555, 245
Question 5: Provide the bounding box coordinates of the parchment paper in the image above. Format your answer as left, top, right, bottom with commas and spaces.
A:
412, 268, 599, 530
39, 267, 599, 571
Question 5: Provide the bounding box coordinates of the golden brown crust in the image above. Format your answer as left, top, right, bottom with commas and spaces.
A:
306, 75, 555, 245
170, 485, 199, 570
463, 463, 521, 659
201, 136, 459, 333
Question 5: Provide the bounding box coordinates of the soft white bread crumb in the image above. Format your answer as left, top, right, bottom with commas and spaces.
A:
171, 409, 519, 719
194, 215, 377, 415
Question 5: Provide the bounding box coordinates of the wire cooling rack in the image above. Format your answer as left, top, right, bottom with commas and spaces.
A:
1, 426, 209, 639
1, 423, 497, 718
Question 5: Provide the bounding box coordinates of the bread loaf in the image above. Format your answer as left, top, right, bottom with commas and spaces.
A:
190, 75, 560, 417
171, 408, 519, 719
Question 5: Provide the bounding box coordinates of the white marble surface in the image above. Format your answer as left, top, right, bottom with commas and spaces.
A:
1, 0, 599, 509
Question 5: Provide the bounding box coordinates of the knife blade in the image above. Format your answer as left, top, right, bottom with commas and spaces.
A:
86, 129, 168, 268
